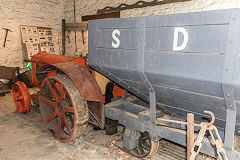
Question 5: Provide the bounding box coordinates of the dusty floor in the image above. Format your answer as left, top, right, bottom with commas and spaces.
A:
0, 88, 214, 160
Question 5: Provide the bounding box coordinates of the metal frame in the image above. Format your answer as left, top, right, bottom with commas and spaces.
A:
137, 18, 157, 124
104, 95, 240, 159
222, 9, 240, 149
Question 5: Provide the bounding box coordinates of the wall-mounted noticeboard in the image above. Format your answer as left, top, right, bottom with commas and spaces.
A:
20, 25, 56, 61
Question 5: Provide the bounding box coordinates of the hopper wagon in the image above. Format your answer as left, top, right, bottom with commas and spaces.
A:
88, 8, 240, 159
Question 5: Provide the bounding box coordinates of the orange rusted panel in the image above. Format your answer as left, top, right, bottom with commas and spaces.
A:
29, 52, 117, 128
52, 62, 104, 128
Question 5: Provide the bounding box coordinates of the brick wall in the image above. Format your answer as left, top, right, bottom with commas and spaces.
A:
0, 0, 64, 68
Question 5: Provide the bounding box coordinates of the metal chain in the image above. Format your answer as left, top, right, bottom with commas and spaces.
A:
189, 123, 228, 160
157, 111, 228, 160
208, 125, 228, 160
189, 123, 208, 160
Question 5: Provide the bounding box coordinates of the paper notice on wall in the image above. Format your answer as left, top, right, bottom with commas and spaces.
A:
32, 43, 39, 55
32, 27, 39, 43
49, 47, 55, 53
38, 28, 55, 54
45, 29, 52, 36
26, 43, 33, 58
20, 25, 56, 60
20, 26, 29, 43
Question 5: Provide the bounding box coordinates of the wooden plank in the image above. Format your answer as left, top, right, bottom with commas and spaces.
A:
82, 12, 120, 21
92, 71, 110, 95
97, 0, 191, 14
0, 66, 16, 80
23, 43, 30, 61
62, 19, 66, 55
65, 22, 88, 31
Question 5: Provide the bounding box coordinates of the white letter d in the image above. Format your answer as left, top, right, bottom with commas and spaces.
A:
173, 27, 188, 51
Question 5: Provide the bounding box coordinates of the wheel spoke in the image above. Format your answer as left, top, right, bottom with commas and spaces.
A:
44, 111, 57, 124
64, 106, 74, 113
141, 133, 149, 141
57, 115, 62, 139
141, 141, 150, 150
46, 80, 58, 100
52, 83, 60, 100
53, 82, 64, 103
133, 147, 140, 155
63, 115, 73, 136
58, 85, 64, 102
137, 144, 145, 156
39, 96, 56, 107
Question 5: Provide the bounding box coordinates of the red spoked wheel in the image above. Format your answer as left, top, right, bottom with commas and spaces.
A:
39, 74, 88, 143
12, 81, 31, 114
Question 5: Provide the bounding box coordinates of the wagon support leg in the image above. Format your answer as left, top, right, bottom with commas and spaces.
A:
149, 90, 156, 124
187, 113, 194, 160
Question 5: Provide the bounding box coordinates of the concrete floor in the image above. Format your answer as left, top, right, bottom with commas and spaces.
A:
0, 90, 213, 160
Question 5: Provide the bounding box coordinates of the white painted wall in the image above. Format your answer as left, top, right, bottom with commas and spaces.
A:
0, 0, 64, 68
63, 0, 240, 56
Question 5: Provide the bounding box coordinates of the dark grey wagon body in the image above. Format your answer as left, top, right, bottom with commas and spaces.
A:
89, 9, 240, 159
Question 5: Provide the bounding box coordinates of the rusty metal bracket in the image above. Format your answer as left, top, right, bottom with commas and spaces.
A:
157, 111, 215, 160
187, 113, 194, 160
157, 111, 215, 127
97, 0, 191, 14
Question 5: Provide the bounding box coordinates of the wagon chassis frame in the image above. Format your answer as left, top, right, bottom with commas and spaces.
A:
104, 91, 240, 159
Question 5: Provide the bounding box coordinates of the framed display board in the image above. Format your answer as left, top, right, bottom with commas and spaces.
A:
20, 25, 56, 61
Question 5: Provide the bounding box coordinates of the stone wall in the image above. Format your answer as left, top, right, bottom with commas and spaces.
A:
2, 0, 239, 67
0, 0, 64, 68
63, 0, 240, 57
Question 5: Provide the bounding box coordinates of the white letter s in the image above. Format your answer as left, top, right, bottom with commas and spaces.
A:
112, 29, 120, 48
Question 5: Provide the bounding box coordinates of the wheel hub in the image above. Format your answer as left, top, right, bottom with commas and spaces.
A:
12, 81, 31, 114
57, 103, 64, 114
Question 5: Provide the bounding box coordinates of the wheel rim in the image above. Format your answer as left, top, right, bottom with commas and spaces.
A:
129, 132, 159, 158
12, 81, 31, 114
39, 76, 80, 142
148, 140, 160, 157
